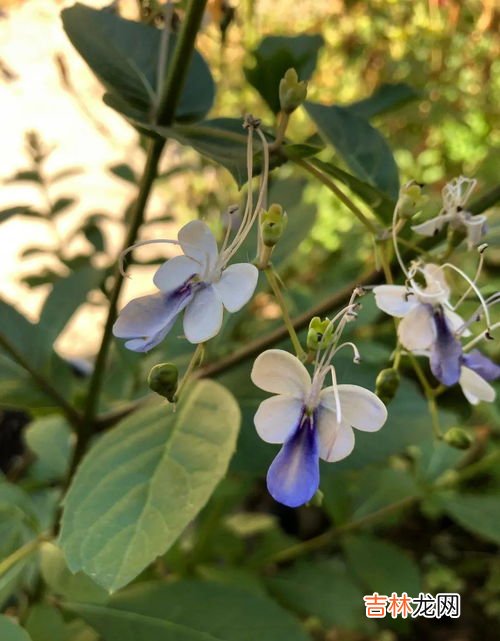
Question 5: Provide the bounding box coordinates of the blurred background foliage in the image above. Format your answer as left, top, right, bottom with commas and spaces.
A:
0, 1, 499, 640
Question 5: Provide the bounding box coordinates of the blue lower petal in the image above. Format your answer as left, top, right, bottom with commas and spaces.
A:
430, 308, 462, 386
266, 413, 319, 508
462, 350, 500, 382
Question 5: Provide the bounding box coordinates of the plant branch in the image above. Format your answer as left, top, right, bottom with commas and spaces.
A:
0, 333, 81, 426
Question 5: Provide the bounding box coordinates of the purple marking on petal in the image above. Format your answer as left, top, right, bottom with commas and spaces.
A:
266, 411, 319, 508
462, 350, 500, 382
430, 307, 462, 386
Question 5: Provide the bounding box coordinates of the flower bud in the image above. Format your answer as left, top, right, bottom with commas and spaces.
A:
261, 204, 288, 248
442, 427, 473, 450
307, 489, 324, 507
148, 363, 178, 402
306, 317, 334, 352
375, 367, 400, 404
279, 68, 308, 114
397, 180, 428, 219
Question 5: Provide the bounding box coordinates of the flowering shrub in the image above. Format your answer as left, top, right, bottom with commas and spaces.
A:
0, 2, 499, 639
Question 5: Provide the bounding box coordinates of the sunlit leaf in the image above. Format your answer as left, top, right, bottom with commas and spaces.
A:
348, 82, 420, 120
60, 381, 240, 591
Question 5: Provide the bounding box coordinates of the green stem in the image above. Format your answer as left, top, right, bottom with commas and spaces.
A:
265, 267, 306, 360
0, 536, 47, 577
260, 495, 418, 566
407, 352, 442, 438
176, 343, 204, 399
270, 111, 289, 151
68, 1, 208, 479
294, 157, 380, 235
0, 333, 81, 427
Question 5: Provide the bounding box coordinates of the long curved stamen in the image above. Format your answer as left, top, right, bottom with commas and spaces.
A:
332, 341, 361, 363
459, 292, 500, 335
463, 321, 500, 351
119, 238, 204, 278
441, 262, 492, 331
451, 243, 488, 310
392, 205, 411, 279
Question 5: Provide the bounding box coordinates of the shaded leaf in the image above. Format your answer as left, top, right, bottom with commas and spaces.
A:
348, 82, 420, 120
62, 3, 214, 123
0, 616, 33, 641
25, 605, 66, 641
50, 197, 76, 217
109, 163, 137, 184
4, 170, 42, 184
244, 34, 324, 113
59, 381, 240, 591
63, 580, 309, 641
439, 493, 500, 545
305, 101, 400, 199
25, 416, 73, 481
0, 206, 42, 224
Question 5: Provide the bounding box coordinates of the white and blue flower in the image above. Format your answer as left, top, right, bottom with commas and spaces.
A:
251, 349, 387, 508
113, 220, 258, 351
373, 264, 468, 386
411, 176, 487, 249
458, 349, 500, 405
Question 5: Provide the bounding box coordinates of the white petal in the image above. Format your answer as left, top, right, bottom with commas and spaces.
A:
254, 395, 304, 444
153, 255, 201, 294
178, 220, 218, 274
251, 349, 311, 398
459, 366, 496, 405
373, 285, 417, 317
213, 263, 259, 312
412, 214, 451, 237
317, 406, 355, 462
183, 285, 223, 343
464, 214, 487, 247
321, 385, 387, 432
443, 307, 471, 337
420, 263, 450, 304
398, 303, 436, 350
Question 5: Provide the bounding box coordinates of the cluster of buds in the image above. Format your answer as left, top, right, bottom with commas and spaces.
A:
307, 316, 335, 352
279, 68, 308, 114
396, 180, 429, 220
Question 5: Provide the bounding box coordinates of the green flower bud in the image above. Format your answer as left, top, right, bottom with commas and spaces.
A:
443, 427, 473, 450
279, 68, 308, 114
397, 180, 429, 219
148, 362, 178, 402
261, 203, 288, 248
306, 316, 334, 352
307, 489, 324, 507
375, 367, 400, 404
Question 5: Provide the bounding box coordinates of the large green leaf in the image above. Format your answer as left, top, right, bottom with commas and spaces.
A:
0, 617, 33, 641
244, 35, 324, 114
266, 559, 368, 631
343, 535, 421, 595
148, 118, 285, 186
62, 3, 214, 123
439, 493, 500, 545
348, 83, 420, 120
59, 381, 240, 592
304, 101, 400, 199
63, 580, 309, 641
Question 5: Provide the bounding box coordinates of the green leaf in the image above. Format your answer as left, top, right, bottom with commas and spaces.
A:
25, 604, 66, 641
25, 416, 73, 481
4, 170, 42, 184
439, 493, 500, 545
0, 206, 41, 224
343, 535, 421, 595
348, 83, 420, 120
82, 222, 106, 253
59, 381, 240, 592
149, 119, 285, 187
0, 616, 33, 641
63, 580, 309, 641
244, 35, 324, 114
50, 197, 76, 217
109, 163, 137, 184
40, 542, 108, 604
62, 3, 214, 123
304, 101, 400, 199
266, 559, 367, 631
38, 267, 104, 350
310, 157, 395, 223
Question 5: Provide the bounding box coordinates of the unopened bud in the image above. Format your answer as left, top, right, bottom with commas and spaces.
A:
397, 180, 428, 219
279, 68, 308, 114
261, 204, 288, 248
307, 489, 324, 507
443, 427, 473, 450
148, 362, 178, 402
375, 367, 400, 404
307, 317, 334, 352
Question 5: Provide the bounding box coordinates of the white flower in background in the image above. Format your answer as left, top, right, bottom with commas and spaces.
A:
411, 176, 487, 248
373, 264, 468, 386
113, 220, 258, 351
